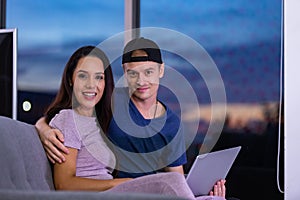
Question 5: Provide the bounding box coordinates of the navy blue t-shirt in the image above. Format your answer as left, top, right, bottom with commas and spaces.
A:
108, 87, 187, 178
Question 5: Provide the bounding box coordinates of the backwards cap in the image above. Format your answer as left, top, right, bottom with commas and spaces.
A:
122, 37, 163, 64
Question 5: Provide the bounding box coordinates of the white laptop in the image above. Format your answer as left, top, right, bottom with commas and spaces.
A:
186, 146, 241, 196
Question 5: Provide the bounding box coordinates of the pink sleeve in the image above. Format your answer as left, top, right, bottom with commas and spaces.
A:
49, 110, 81, 150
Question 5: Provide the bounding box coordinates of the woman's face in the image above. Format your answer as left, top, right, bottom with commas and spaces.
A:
72, 56, 105, 116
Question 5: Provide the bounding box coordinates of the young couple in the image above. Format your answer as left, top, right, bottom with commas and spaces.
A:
35, 37, 226, 200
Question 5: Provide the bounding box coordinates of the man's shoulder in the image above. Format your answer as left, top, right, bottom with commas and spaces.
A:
113, 87, 131, 99
113, 87, 128, 94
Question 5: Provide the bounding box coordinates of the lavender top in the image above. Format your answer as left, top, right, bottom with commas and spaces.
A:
49, 109, 116, 180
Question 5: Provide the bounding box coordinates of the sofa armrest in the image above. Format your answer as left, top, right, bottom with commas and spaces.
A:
0, 116, 54, 190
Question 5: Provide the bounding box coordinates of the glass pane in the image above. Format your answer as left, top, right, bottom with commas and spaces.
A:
6, 0, 124, 123
141, 1, 283, 199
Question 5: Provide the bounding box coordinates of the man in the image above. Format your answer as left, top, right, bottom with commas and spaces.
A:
107, 37, 187, 177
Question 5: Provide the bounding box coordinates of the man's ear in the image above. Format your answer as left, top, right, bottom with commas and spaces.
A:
122, 64, 127, 73
159, 63, 165, 78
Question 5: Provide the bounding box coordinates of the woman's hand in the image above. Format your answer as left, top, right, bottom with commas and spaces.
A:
209, 179, 226, 197
35, 117, 69, 164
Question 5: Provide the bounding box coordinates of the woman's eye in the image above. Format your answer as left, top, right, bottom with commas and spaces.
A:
95, 75, 104, 80
78, 73, 87, 79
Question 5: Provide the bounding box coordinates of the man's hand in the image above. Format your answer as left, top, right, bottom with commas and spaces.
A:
35, 117, 69, 164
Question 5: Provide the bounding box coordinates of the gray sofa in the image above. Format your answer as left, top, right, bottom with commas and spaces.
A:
0, 116, 186, 200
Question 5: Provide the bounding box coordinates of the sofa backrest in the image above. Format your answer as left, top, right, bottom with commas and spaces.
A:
0, 116, 54, 190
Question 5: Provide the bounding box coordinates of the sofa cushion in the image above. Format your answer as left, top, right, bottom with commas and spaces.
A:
0, 116, 54, 190
0, 189, 188, 200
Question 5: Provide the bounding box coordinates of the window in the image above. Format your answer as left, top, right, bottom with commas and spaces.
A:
6, 0, 124, 123
140, 1, 283, 199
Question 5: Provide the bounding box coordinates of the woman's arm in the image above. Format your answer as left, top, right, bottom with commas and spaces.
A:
209, 180, 226, 197
165, 166, 226, 197
35, 117, 69, 163
54, 147, 131, 191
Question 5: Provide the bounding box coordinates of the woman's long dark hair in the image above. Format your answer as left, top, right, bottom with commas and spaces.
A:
45, 46, 114, 134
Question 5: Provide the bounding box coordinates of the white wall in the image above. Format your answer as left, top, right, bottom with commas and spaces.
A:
285, 0, 300, 199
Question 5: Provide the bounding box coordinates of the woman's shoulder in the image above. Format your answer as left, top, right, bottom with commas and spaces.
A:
50, 109, 75, 127
54, 109, 73, 119
58, 109, 73, 114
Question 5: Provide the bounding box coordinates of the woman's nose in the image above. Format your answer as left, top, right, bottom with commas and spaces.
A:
86, 77, 96, 88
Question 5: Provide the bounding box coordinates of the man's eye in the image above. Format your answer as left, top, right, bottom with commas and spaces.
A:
128, 71, 138, 77
145, 70, 153, 76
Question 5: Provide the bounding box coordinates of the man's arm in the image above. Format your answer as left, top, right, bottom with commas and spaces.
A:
35, 117, 69, 163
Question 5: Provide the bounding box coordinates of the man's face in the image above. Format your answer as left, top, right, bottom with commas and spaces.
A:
123, 51, 164, 101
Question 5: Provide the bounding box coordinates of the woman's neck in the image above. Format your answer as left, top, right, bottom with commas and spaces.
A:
74, 107, 94, 117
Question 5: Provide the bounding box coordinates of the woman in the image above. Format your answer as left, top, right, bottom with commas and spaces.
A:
44, 45, 217, 200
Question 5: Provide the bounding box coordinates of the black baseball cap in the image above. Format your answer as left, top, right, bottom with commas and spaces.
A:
122, 37, 163, 64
